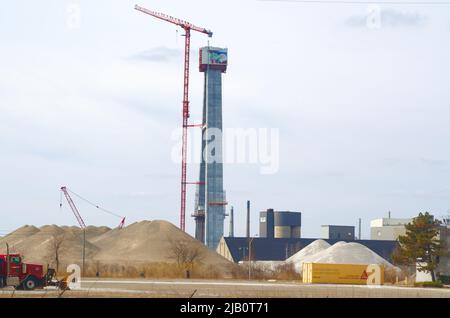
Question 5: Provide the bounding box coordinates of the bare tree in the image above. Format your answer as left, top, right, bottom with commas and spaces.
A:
167, 238, 204, 272
185, 245, 204, 272
47, 234, 66, 273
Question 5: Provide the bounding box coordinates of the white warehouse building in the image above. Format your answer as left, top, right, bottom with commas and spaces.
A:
370, 218, 412, 241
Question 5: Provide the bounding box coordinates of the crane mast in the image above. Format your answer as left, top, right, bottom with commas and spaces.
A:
134, 4, 212, 232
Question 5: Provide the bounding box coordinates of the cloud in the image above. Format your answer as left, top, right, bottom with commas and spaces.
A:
128, 46, 182, 62
346, 8, 426, 28
420, 158, 450, 169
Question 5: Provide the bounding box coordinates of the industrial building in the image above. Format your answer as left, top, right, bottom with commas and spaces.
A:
321, 225, 355, 240
370, 216, 450, 275
216, 237, 398, 263
437, 225, 450, 275
370, 218, 411, 240
193, 46, 228, 249
259, 209, 301, 239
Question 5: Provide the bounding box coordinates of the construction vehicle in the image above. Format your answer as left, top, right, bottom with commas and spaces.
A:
0, 244, 60, 290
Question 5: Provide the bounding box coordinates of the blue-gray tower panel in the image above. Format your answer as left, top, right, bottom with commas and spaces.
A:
204, 69, 225, 249
195, 47, 227, 250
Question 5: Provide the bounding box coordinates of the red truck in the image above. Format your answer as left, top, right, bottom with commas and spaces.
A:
0, 253, 57, 290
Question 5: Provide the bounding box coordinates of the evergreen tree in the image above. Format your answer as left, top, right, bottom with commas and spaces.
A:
393, 212, 447, 282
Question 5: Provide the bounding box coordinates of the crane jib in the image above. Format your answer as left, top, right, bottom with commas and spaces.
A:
134, 4, 212, 37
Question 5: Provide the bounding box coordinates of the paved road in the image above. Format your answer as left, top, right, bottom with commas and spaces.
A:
1, 279, 449, 297
76, 278, 450, 298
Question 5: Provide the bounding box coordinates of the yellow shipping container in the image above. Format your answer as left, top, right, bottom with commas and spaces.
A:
302, 263, 385, 285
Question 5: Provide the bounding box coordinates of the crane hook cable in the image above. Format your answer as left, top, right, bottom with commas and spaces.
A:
65, 188, 124, 219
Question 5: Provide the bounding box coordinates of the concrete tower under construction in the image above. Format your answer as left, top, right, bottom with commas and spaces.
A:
193, 46, 228, 249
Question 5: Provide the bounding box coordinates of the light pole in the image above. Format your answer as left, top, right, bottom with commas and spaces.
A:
82, 228, 86, 277
248, 237, 256, 280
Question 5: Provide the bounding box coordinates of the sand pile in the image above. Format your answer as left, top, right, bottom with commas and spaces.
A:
0, 225, 100, 265
92, 220, 231, 268
253, 241, 330, 271
0, 221, 232, 272
286, 239, 330, 264
287, 240, 398, 273
0, 225, 40, 246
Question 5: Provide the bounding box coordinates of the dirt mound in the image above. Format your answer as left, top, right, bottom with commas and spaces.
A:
0, 225, 99, 265
0, 221, 232, 274
92, 220, 230, 267
85, 226, 111, 240
0, 225, 40, 246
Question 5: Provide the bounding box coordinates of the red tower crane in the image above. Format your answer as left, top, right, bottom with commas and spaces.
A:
134, 4, 212, 232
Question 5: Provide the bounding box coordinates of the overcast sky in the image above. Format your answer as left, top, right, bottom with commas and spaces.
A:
1, 0, 450, 239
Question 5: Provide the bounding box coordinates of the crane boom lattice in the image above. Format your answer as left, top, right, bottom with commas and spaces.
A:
61, 186, 86, 229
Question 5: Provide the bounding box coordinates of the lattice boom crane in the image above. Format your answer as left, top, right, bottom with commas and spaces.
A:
60, 186, 126, 229
61, 186, 86, 229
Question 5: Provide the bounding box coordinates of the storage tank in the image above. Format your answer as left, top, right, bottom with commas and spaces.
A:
260, 210, 301, 238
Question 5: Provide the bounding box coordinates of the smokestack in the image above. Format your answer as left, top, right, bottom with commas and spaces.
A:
388, 211, 391, 219
246, 200, 250, 238
229, 206, 234, 237
358, 218, 361, 240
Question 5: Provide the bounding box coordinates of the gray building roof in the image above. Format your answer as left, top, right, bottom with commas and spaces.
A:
223, 237, 398, 263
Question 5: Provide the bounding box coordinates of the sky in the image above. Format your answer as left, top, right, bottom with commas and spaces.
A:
1, 0, 450, 239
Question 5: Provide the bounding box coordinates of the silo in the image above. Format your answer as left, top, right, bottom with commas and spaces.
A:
259, 210, 301, 238
274, 211, 302, 238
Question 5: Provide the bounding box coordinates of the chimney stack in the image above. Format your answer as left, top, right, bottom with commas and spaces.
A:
358, 218, 361, 240
229, 206, 234, 237
246, 200, 250, 238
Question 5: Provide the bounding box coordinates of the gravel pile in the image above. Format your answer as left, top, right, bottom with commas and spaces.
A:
287, 240, 398, 273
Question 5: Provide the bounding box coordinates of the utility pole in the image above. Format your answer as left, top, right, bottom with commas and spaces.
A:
82, 229, 86, 276
6, 243, 10, 283
248, 237, 255, 280
229, 206, 234, 237
61, 186, 87, 276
